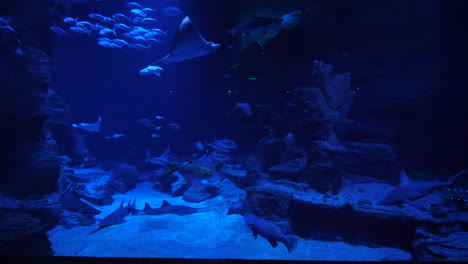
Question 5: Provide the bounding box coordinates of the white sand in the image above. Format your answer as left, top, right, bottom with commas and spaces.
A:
48, 182, 411, 260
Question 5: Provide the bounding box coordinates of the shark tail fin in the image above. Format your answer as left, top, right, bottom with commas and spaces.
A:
164, 162, 177, 177
160, 146, 170, 160
285, 235, 299, 253
448, 168, 468, 185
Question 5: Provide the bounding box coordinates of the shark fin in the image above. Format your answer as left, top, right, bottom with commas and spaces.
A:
405, 200, 428, 211
119, 201, 124, 208
160, 146, 170, 159
268, 239, 278, 248
144, 202, 152, 210
164, 162, 177, 177
400, 170, 411, 186
448, 168, 468, 185
161, 200, 171, 207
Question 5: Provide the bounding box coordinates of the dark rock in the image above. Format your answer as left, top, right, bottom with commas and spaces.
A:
304, 159, 344, 194
171, 175, 191, 197
246, 184, 296, 221
1, 139, 60, 197
268, 146, 307, 180
111, 163, 138, 192
69, 168, 116, 206
342, 142, 400, 182
183, 182, 219, 203
413, 227, 468, 261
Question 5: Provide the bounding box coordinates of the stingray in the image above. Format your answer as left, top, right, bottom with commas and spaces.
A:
72, 116, 101, 132
90, 199, 136, 234
154, 16, 220, 64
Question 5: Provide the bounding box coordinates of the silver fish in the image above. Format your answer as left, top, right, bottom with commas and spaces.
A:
131, 9, 146, 17
112, 14, 130, 22
130, 43, 150, 50
127, 2, 142, 9
63, 17, 77, 24
50, 26, 68, 35
70, 26, 91, 35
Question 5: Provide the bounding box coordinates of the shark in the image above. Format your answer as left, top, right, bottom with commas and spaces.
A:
90, 199, 136, 234
72, 116, 101, 132
154, 16, 220, 64
59, 190, 101, 215
138, 200, 209, 216
244, 213, 299, 253
145, 146, 170, 166
378, 168, 468, 211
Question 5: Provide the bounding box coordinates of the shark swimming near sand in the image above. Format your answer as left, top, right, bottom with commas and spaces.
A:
378, 169, 468, 211
90, 199, 136, 234
139, 200, 209, 216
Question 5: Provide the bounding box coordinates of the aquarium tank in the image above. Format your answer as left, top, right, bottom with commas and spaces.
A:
0, 0, 467, 262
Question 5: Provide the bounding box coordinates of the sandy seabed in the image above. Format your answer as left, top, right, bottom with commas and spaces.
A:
48, 182, 411, 261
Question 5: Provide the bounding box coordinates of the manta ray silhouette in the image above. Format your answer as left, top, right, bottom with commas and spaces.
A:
155, 16, 220, 64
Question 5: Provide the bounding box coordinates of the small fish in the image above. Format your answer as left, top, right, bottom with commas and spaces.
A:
143, 30, 164, 38
70, 26, 91, 36
138, 118, 154, 127
98, 41, 120, 49
130, 43, 150, 50
1, 25, 15, 33
132, 17, 143, 24
155, 126, 163, 130
165, 160, 213, 179
130, 27, 149, 35
194, 141, 204, 152
142, 7, 155, 13
89, 13, 106, 21
146, 38, 162, 44
92, 24, 106, 31
76, 21, 94, 29
131, 9, 146, 17
127, 2, 142, 9
112, 39, 129, 47
89, 14, 115, 24
163, 7, 183, 17
132, 35, 147, 42
139, 65, 163, 76
114, 23, 131, 31
151, 134, 160, 138
141, 17, 157, 24
284, 132, 294, 143
50, 26, 68, 35
0, 16, 12, 25
72, 116, 101, 132
98, 37, 112, 42
99, 28, 116, 36
63, 17, 78, 24
155, 115, 164, 120
105, 134, 125, 139
112, 14, 130, 22
236, 102, 252, 115
168, 123, 181, 131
